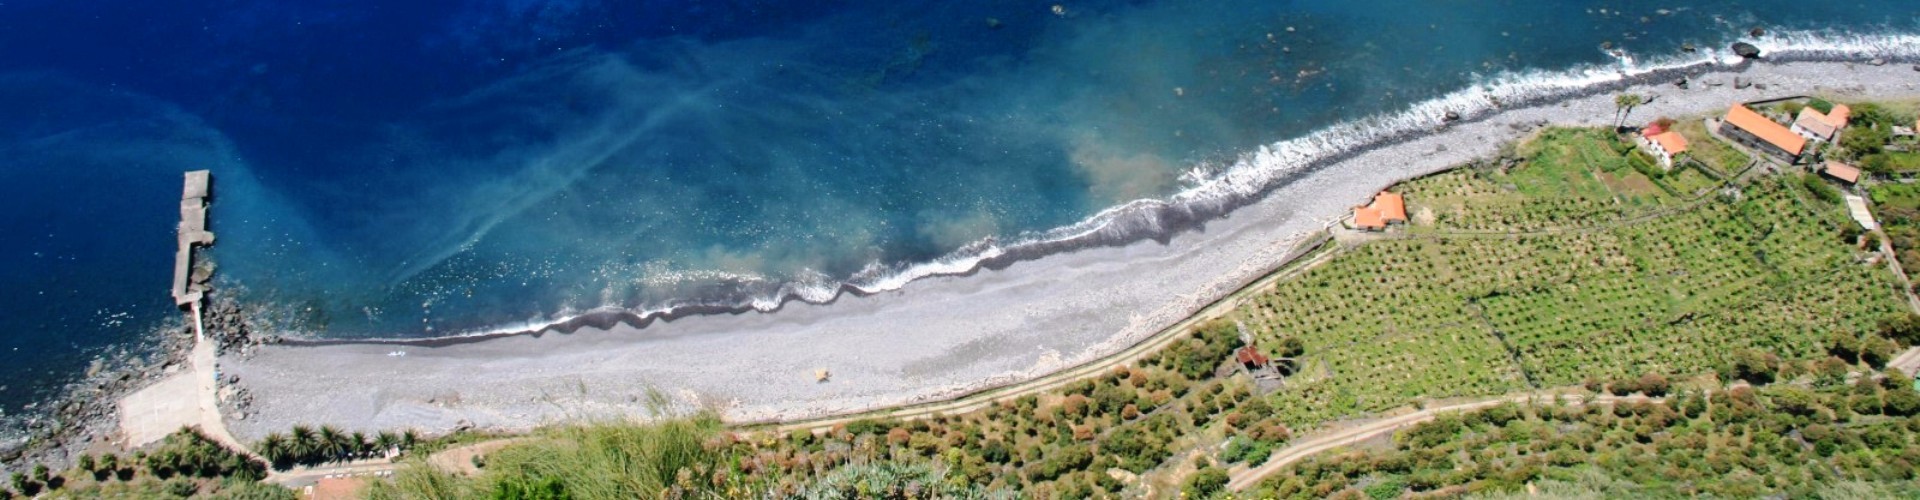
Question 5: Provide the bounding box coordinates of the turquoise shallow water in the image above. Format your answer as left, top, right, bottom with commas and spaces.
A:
0, 0, 1916, 413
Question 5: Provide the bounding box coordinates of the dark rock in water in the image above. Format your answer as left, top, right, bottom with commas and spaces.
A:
1731, 42, 1761, 59
1442, 111, 1461, 122
1913, 64, 1920, 72
1749, 27, 1765, 38
1681, 43, 1696, 53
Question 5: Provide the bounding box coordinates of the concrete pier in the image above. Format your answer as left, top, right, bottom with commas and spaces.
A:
172, 170, 214, 308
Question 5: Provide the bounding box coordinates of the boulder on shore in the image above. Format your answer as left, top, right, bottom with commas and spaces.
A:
1442, 110, 1462, 122
1731, 42, 1761, 59
1734, 77, 1753, 90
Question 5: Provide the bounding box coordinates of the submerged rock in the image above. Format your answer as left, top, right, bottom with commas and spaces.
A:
1749, 27, 1766, 38
1681, 43, 1696, 53
1731, 42, 1761, 59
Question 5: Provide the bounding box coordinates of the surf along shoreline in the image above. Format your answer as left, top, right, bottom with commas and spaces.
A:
275, 31, 1920, 349
208, 50, 1920, 445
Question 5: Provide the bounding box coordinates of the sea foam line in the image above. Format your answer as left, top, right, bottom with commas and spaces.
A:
290, 29, 1920, 346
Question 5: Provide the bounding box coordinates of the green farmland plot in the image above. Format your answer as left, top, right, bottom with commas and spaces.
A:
1402, 128, 1689, 232
1234, 128, 1907, 427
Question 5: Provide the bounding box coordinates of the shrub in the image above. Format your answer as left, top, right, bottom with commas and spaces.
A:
1025, 444, 1093, 482
1636, 374, 1670, 397
1363, 475, 1408, 500
163, 477, 198, 497
800, 460, 981, 499
886, 427, 912, 446
1184, 467, 1231, 498
1801, 174, 1842, 204
844, 419, 887, 437
1725, 349, 1780, 385
1878, 313, 1920, 346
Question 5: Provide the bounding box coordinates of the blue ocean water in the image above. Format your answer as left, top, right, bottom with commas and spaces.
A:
0, 0, 1915, 413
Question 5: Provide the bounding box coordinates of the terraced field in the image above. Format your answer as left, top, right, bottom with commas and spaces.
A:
1236, 127, 1906, 426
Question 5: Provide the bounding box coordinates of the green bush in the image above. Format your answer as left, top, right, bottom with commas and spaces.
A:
800, 460, 981, 499
1801, 174, 1842, 204
1025, 444, 1093, 482
1184, 467, 1231, 498
145, 428, 267, 482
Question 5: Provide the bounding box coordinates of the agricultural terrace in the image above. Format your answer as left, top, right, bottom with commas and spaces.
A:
1667, 116, 1752, 176
1401, 128, 1718, 232
1872, 182, 1920, 278
1248, 374, 1920, 498
1234, 127, 1908, 427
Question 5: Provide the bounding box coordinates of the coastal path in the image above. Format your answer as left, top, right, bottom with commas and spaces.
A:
1224, 392, 1651, 492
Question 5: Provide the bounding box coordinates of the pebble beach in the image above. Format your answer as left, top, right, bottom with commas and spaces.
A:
219, 60, 1920, 441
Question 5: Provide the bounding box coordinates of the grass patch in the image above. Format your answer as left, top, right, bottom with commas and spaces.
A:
1671, 118, 1750, 174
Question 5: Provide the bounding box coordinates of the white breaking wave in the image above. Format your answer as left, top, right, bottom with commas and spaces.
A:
336, 29, 1920, 343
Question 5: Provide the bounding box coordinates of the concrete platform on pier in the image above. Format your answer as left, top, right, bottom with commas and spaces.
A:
172, 170, 214, 308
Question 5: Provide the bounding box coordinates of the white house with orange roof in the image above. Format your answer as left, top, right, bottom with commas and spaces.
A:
1638, 121, 1690, 169
1791, 103, 1851, 143
1349, 191, 1407, 231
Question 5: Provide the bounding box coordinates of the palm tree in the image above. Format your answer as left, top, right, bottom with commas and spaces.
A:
349, 431, 370, 459
401, 429, 420, 452
97, 453, 119, 481
257, 433, 292, 470
289, 425, 318, 465
1614, 93, 1645, 129
374, 431, 400, 458
317, 426, 347, 463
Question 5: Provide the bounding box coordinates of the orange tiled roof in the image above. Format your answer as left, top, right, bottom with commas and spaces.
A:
1374, 192, 1407, 223
1829, 104, 1851, 128
1823, 161, 1862, 184
1353, 206, 1385, 229
1725, 104, 1806, 155
1651, 130, 1689, 155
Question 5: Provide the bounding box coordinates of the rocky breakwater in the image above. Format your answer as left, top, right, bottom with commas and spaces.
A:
0, 272, 274, 476
0, 321, 192, 474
